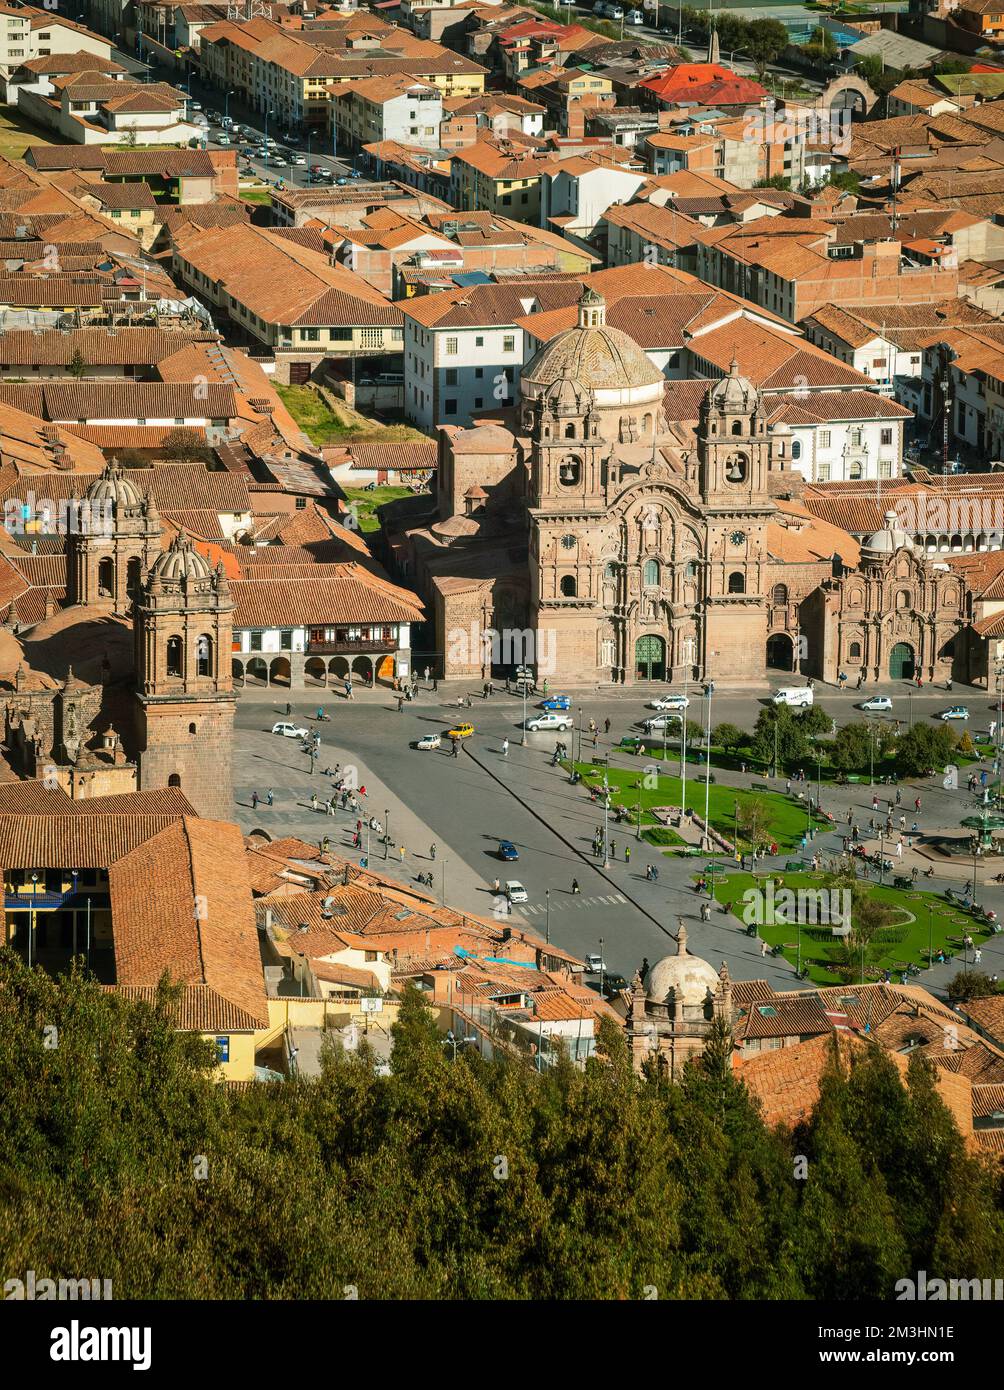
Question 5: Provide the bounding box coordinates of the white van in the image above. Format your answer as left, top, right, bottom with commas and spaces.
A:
773, 686, 814, 707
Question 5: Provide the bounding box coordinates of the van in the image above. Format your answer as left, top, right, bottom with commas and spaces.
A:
773, 686, 814, 707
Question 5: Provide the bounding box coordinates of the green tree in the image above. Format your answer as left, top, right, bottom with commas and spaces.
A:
895, 722, 957, 777
750, 704, 810, 770
745, 17, 789, 76
947, 969, 997, 1002
712, 722, 746, 755
67, 348, 88, 379
800, 704, 833, 740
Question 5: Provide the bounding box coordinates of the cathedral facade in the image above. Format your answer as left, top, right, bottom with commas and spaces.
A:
397, 287, 976, 689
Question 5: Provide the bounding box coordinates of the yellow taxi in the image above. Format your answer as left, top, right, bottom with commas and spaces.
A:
447, 722, 475, 740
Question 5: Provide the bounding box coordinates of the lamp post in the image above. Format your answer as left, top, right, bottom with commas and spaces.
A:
29, 873, 38, 968
576, 706, 583, 767
224, 87, 235, 120
928, 901, 934, 970
636, 779, 643, 841
521, 678, 527, 746
545, 888, 550, 944
263, 106, 274, 169
603, 774, 610, 868
384, 808, 390, 861
878, 832, 885, 886
71, 869, 78, 959
869, 718, 875, 787
702, 681, 714, 849
908, 688, 914, 729
599, 935, 605, 1000
773, 716, 779, 780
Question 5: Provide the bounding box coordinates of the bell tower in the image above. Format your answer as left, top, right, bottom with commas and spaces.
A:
528, 375, 605, 512
68, 459, 162, 613
698, 359, 771, 508
133, 532, 235, 820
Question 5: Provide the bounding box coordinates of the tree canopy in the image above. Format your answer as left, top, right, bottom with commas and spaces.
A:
2, 953, 1002, 1298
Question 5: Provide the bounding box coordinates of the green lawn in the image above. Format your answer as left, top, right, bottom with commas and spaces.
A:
701, 869, 992, 985
277, 385, 427, 449
571, 760, 811, 851
0, 108, 54, 159
239, 187, 272, 205
343, 485, 414, 532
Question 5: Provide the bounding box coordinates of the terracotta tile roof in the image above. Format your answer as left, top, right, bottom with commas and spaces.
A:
0, 279, 103, 309
347, 440, 437, 472
0, 326, 215, 367
734, 992, 838, 1041
960, 994, 1004, 1048
108, 983, 266, 1033
231, 563, 423, 628
0, 462, 251, 514
109, 817, 267, 1028
0, 813, 181, 866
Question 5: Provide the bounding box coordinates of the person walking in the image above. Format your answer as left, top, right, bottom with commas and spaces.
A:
424, 665, 430, 683
786, 779, 792, 796
604, 718, 611, 736
915, 796, 922, 813
571, 878, 580, 894
266, 788, 274, 807
399, 845, 406, 862
310, 792, 318, 813
430, 843, 437, 860
624, 845, 631, 864
761, 938, 769, 957
610, 839, 616, 860
872, 794, 879, 812
501, 737, 509, 758
251, 789, 258, 810
975, 947, 983, 964
285, 702, 291, 717
327, 798, 335, 816
895, 788, 902, 806
701, 900, 711, 922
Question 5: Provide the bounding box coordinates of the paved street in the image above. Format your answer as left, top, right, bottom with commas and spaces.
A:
234, 676, 1004, 995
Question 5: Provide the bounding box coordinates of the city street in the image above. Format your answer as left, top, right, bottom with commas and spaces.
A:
234, 677, 1004, 995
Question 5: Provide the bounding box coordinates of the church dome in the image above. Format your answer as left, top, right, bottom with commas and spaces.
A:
647, 925, 720, 1006
149, 531, 214, 583
707, 358, 760, 413
521, 289, 664, 400
84, 459, 143, 510
862, 509, 914, 558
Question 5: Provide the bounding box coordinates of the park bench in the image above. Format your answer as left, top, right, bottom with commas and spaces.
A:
845, 774, 864, 784
785, 859, 810, 871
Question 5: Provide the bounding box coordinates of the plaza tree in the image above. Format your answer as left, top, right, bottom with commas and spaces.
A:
947, 970, 997, 1002
745, 17, 789, 76
712, 722, 746, 756
895, 722, 957, 777
750, 703, 810, 769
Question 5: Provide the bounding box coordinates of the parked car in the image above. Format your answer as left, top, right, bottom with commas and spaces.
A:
505, 880, 528, 903
584, 953, 607, 974
526, 712, 571, 732
416, 733, 441, 750
216, 133, 231, 144
271, 721, 309, 739
447, 722, 475, 739
648, 693, 689, 711
310, 163, 325, 173
206, 109, 221, 122
269, 155, 287, 167
940, 706, 970, 721
589, 971, 630, 998
626, 8, 645, 22
859, 695, 892, 712
643, 713, 682, 732
189, 101, 202, 111
540, 695, 571, 710
497, 840, 519, 861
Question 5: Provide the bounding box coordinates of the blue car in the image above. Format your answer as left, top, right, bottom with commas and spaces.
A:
498, 840, 519, 861
540, 695, 571, 711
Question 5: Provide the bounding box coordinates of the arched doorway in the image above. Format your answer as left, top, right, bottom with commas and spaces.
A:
168, 773, 181, 788
766, 633, 794, 671
269, 656, 291, 687
304, 657, 326, 686
351, 655, 373, 683
98, 557, 115, 597
889, 642, 916, 681
377, 654, 396, 685
232, 658, 245, 685
245, 656, 268, 685
635, 634, 666, 682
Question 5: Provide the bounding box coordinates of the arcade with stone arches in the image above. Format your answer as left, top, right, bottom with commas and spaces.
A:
231, 652, 397, 689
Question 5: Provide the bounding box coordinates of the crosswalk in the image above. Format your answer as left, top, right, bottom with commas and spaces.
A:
522, 893, 627, 916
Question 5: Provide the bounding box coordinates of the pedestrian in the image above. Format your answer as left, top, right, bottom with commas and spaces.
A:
266, 788, 274, 806
760, 938, 768, 957
501, 737, 509, 758
915, 797, 921, 813
310, 792, 318, 812
604, 718, 611, 735
872, 794, 879, 811
625, 846, 631, 863
786, 779, 792, 796
895, 788, 902, 806
489, 680, 494, 697
328, 798, 336, 816
452, 738, 459, 758
846, 808, 853, 826
896, 838, 903, 857
399, 845, 405, 862
976, 947, 983, 964
610, 839, 616, 859
572, 878, 580, 894
397, 696, 404, 713
701, 900, 710, 922
433, 678, 439, 693
251, 790, 258, 810
285, 702, 291, 717
430, 843, 437, 860
424, 666, 430, 683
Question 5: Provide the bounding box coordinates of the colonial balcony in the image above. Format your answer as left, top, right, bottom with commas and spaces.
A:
306, 638, 395, 655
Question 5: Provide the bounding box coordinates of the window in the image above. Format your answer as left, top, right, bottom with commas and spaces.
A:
196, 634, 213, 677
819, 430, 830, 449
558, 457, 580, 486
643, 559, 659, 587
250, 632, 263, 652
727, 571, 745, 594
474, 367, 483, 379
791, 440, 801, 460
280, 631, 293, 650
444, 399, 457, 415
503, 335, 515, 353
559, 575, 577, 597
850, 428, 863, 448
445, 337, 458, 355
474, 397, 483, 408
475, 336, 483, 347
295, 496, 307, 510
302, 328, 319, 342
445, 368, 457, 386
879, 459, 892, 479
817, 463, 830, 482
881, 428, 893, 446
848, 462, 863, 480
166, 635, 183, 676
772, 584, 788, 606
849, 641, 861, 658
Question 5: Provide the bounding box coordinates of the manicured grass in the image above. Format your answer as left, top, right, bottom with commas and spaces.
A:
239, 187, 272, 205
571, 760, 810, 851
342, 485, 414, 532
0, 109, 54, 159
277, 385, 427, 449
701, 869, 993, 985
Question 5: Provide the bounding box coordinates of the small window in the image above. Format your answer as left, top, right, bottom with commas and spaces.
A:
849, 641, 861, 658
791, 440, 801, 460
503, 335, 515, 353
772, 584, 788, 605
444, 399, 457, 415
560, 575, 577, 597
166, 635, 183, 676
727, 571, 745, 595
643, 559, 659, 587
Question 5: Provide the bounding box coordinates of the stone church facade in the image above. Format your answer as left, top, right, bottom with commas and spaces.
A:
396, 287, 976, 688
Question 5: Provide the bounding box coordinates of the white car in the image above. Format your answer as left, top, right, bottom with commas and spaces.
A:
584, 953, 607, 974
626, 8, 644, 22
216, 133, 231, 144
416, 733, 441, 750
643, 713, 682, 732
525, 712, 571, 732
269, 155, 287, 166
859, 695, 892, 712
505, 880, 528, 903
271, 721, 309, 739
291, 154, 307, 165
648, 694, 689, 711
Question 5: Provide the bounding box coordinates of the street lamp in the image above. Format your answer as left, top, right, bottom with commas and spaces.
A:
29, 873, 38, 967
702, 681, 714, 848
521, 677, 527, 746
384, 809, 390, 861
576, 706, 583, 767
224, 87, 235, 120
71, 869, 78, 959
263, 107, 274, 168
545, 888, 550, 944
599, 935, 605, 1000
928, 901, 934, 970
602, 774, 610, 868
